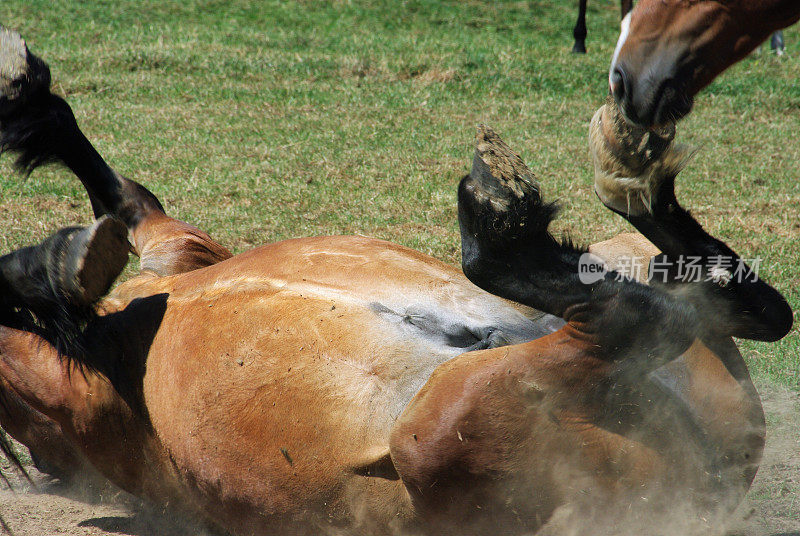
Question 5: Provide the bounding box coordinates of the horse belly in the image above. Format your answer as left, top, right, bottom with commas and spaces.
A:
136, 287, 470, 530
109, 236, 557, 531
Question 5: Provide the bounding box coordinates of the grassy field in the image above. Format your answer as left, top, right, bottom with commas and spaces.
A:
1, 0, 798, 389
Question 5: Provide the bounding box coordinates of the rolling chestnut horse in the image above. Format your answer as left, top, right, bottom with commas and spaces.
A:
609, 0, 800, 126
0, 28, 793, 535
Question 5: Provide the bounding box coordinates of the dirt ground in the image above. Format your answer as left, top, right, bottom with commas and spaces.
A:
0, 381, 798, 536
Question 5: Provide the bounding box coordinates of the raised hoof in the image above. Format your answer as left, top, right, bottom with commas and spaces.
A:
589, 97, 692, 216
459, 126, 547, 246
0, 27, 51, 118
467, 125, 540, 211
60, 216, 129, 306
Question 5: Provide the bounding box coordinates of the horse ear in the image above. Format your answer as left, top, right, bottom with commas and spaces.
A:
0, 326, 101, 426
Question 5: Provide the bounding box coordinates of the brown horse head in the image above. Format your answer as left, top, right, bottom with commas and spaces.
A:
609, 0, 800, 127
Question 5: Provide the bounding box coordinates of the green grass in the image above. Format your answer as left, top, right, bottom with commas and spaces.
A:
1, 0, 798, 389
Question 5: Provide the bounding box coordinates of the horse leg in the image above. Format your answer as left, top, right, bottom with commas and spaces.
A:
459, 127, 698, 369
572, 0, 588, 53
0, 232, 190, 505
391, 128, 716, 534
770, 30, 785, 55
0, 28, 232, 277
573, 0, 631, 55
625, 179, 792, 341
590, 100, 792, 343
590, 100, 787, 500
573, 0, 630, 54
0, 217, 129, 355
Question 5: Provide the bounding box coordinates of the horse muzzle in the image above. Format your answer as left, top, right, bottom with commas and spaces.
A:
610, 59, 694, 129
608, 12, 696, 129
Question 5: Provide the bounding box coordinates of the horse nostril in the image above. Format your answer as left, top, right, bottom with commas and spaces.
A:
610, 67, 626, 102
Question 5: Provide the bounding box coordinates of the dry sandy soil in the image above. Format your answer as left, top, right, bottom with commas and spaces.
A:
0, 381, 798, 536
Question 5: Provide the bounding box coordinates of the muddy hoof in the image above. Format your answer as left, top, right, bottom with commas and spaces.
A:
470, 125, 540, 206
0, 27, 51, 118
60, 216, 129, 306
589, 97, 693, 216
459, 125, 550, 247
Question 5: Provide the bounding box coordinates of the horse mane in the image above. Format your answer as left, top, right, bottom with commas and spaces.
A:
0, 284, 98, 365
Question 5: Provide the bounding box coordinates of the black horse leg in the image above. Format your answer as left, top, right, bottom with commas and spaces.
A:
572, 0, 587, 53
573, 0, 631, 54
458, 127, 698, 373
0, 28, 164, 231
616, 174, 792, 342
0, 27, 231, 275
590, 100, 791, 343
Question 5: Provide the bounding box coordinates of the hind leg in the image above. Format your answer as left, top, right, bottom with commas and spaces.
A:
391, 128, 726, 534
459, 126, 698, 370
589, 99, 791, 342
0, 216, 128, 310
0, 216, 129, 356
0, 27, 232, 277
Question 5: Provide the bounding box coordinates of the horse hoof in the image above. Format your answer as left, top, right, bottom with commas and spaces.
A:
0, 27, 51, 118
589, 97, 692, 216
60, 216, 129, 306
572, 43, 587, 54
459, 125, 545, 245
468, 125, 540, 211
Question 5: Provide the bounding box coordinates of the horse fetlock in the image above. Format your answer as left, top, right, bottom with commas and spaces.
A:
0, 27, 51, 118
590, 97, 694, 216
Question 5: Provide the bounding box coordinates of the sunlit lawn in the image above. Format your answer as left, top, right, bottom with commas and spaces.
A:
2, 0, 798, 388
